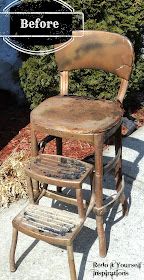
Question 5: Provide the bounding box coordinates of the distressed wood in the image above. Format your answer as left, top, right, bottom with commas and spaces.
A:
86, 174, 95, 217
22, 205, 80, 236
94, 134, 106, 257
26, 176, 35, 203
30, 125, 40, 197
25, 154, 92, 226
44, 189, 87, 208
115, 126, 128, 216
117, 79, 129, 104
67, 245, 77, 280
76, 188, 85, 219
60, 71, 69, 96
55, 30, 134, 80
10, 199, 87, 279
12, 204, 84, 246
31, 125, 38, 157
56, 136, 63, 192
30, 96, 124, 143
25, 154, 93, 188
93, 176, 125, 216
9, 227, 18, 272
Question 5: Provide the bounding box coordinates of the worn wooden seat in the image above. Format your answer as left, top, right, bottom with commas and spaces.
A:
30, 30, 134, 258
10, 155, 94, 280
31, 96, 123, 140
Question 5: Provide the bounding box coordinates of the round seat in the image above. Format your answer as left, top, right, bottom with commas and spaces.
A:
31, 95, 123, 139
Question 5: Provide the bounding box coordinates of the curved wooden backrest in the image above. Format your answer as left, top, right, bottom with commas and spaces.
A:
55, 30, 134, 80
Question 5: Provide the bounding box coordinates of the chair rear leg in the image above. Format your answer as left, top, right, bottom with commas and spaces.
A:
9, 227, 18, 272
76, 188, 85, 219
94, 134, 106, 257
56, 137, 63, 193
96, 215, 106, 257
67, 245, 77, 280
31, 126, 40, 199
115, 126, 128, 216
31, 125, 38, 157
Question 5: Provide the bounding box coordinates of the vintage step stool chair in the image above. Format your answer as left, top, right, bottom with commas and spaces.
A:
10, 154, 95, 280
30, 31, 134, 257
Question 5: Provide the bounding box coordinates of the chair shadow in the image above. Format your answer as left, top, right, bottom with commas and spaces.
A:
16, 239, 39, 269
103, 134, 144, 214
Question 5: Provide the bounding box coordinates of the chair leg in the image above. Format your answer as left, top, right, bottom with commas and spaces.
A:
96, 215, 106, 257
94, 134, 106, 257
31, 125, 38, 157
56, 137, 63, 193
9, 227, 18, 272
115, 126, 128, 216
31, 125, 40, 199
67, 245, 77, 280
76, 188, 85, 219
26, 176, 35, 203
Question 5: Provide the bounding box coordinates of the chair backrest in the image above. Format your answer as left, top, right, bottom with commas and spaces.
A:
54, 30, 134, 102
55, 30, 134, 79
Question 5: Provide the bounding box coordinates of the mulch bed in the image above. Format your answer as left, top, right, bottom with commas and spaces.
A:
0, 124, 95, 164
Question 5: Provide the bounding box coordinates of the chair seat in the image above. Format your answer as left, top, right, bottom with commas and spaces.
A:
31, 95, 123, 137
12, 204, 83, 245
